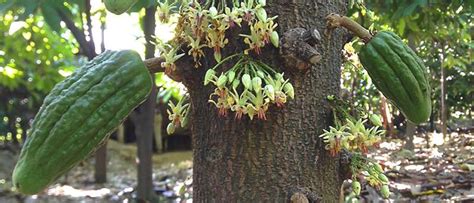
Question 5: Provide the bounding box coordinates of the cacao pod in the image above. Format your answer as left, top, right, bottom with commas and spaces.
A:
359, 31, 431, 124
104, 0, 138, 15
12, 50, 152, 194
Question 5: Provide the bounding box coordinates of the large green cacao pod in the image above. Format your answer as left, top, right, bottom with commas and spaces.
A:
359, 31, 431, 124
104, 0, 138, 15
12, 50, 152, 194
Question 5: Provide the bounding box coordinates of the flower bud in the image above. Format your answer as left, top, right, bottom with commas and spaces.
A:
256, 70, 265, 78
275, 73, 284, 82
378, 174, 389, 183
252, 77, 262, 91
370, 114, 383, 127
373, 163, 384, 173
256, 7, 267, 22
209, 6, 218, 17
380, 185, 390, 199
227, 70, 236, 84
216, 74, 227, 88
232, 78, 240, 89
204, 69, 216, 85
270, 31, 279, 47
214, 51, 221, 62
264, 85, 275, 100
242, 74, 252, 90
352, 181, 361, 196
167, 123, 175, 135
283, 83, 294, 99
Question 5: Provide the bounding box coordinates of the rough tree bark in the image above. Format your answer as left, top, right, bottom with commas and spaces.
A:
179, 1, 348, 202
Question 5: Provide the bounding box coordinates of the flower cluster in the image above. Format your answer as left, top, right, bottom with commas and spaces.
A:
320, 96, 390, 199
166, 95, 190, 134
159, 0, 279, 68
204, 55, 293, 120
349, 154, 391, 199
319, 118, 384, 156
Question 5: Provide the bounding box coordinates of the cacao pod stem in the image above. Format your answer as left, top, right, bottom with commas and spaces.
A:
326, 13, 372, 43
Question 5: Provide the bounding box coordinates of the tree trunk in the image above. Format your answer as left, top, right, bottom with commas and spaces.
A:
94, 8, 108, 184
380, 95, 393, 136
94, 140, 108, 183
439, 43, 447, 140
134, 5, 157, 202
188, 1, 348, 202
403, 34, 416, 151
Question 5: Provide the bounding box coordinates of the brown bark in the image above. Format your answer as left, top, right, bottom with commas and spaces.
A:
185, 1, 348, 202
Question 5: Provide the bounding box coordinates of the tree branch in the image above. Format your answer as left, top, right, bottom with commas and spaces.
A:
144, 57, 165, 73
56, 8, 96, 59
85, 0, 96, 54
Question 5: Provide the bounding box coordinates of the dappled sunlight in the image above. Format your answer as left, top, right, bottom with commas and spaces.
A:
46, 185, 111, 198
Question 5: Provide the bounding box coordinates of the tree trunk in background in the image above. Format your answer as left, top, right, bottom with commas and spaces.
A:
134, 5, 157, 202
188, 1, 348, 201
439, 43, 447, 140
94, 10, 108, 184
380, 95, 393, 136
403, 34, 417, 150
154, 114, 163, 153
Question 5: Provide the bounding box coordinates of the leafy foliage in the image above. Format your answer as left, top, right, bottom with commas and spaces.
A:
0, 10, 77, 143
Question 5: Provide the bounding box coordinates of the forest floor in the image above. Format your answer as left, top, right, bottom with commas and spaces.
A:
0, 132, 473, 203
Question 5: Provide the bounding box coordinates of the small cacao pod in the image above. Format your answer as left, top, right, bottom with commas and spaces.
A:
104, 0, 138, 15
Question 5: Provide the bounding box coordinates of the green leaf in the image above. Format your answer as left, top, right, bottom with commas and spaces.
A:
0, 0, 14, 14
40, 4, 61, 32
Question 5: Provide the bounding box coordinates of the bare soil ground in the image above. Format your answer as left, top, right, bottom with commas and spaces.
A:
0, 132, 472, 202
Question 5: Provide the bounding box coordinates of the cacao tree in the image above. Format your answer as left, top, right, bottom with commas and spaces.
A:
154, 0, 349, 201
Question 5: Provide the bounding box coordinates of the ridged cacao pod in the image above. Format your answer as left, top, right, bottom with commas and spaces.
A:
104, 0, 138, 15
359, 31, 431, 124
12, 50, 152, 194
